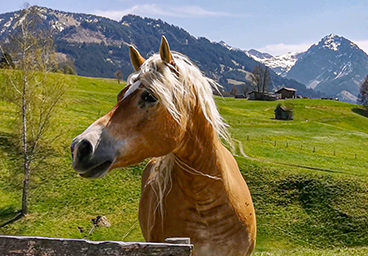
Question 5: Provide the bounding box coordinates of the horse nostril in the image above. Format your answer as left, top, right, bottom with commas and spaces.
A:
77, 140, 93, 162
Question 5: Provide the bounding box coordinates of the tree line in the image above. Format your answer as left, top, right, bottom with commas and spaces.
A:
358, 75, 368, 110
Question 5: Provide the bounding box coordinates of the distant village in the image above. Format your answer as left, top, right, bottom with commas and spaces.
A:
220, 87, 340, 102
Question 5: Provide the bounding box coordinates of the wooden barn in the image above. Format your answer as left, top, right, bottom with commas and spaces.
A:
275, 87, 297, 99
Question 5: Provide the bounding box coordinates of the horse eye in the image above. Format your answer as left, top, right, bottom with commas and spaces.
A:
141, 90, 157, 103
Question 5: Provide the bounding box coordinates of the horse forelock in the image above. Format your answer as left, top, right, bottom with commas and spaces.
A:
127, 51, 230, 144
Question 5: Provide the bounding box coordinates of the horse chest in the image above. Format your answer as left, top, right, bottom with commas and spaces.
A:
141, 176, 247, 244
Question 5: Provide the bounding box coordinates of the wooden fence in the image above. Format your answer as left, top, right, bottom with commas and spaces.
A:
0, 235, 193, 256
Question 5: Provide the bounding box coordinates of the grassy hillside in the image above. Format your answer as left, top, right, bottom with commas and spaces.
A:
1, 74, 368, 255
218, 98, 368, 253
218, 98, 368, 176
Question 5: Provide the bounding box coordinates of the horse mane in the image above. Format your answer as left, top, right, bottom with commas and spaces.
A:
128, 51, 232, 233
127, 51, 230, 144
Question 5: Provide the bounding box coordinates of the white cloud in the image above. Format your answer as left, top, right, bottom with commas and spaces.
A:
93, 4, 236, 21
355, 40, 368, 55
93, 10, 129, 21
258, 43, 313, 56
170, 6, 235, 18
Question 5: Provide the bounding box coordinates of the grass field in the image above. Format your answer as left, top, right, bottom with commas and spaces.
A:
1, 74, 368, 255
218, 98, 368, 176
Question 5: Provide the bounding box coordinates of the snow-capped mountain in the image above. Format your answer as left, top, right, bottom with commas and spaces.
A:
0, 7, 108, 39
246, 49, 303, 77
247, 34, 368, 103
286, 34, 368, 101
0, 6, 318, 98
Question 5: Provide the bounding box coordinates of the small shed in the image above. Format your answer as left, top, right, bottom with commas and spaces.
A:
275, 104, 294, 120
275, 87, 297, 99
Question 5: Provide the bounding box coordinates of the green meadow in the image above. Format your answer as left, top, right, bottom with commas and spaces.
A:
219, 98, 368, 176
1, 74, 368, 255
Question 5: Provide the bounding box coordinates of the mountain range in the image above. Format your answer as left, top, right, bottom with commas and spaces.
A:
0, 6, 319, 98
247, 35, 368, 103
1, 6, 367, 102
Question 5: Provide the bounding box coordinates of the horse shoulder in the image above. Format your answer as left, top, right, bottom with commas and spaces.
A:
217, 144, 257, 246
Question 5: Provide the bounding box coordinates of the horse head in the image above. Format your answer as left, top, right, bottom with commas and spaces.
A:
71, 36, 184, 179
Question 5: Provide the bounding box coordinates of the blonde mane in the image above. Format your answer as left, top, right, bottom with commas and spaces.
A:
129, 51, 232, 233
127, 51, 230, 144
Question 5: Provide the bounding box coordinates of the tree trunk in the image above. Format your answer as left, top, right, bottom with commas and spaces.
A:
21, 70, 30, 217
262, 68, 267, 93
22, 157, 31, 216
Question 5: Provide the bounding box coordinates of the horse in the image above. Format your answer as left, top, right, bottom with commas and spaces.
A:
71, 36, 256, 256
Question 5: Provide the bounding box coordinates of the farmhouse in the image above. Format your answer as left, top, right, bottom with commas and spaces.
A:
248, 91, 277, 101
275, 87, 297, 99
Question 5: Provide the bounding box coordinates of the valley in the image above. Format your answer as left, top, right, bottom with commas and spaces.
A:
1, 74, 368, 255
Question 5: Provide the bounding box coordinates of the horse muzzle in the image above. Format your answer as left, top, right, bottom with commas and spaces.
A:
71, 125, 117, 179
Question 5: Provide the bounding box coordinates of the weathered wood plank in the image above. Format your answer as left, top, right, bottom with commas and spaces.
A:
165, 237, 191, 245
0, 235, 193, 256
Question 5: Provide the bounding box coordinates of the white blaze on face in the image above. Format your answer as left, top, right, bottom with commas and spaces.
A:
123, 80, 141, 100
76, 124, 104, 152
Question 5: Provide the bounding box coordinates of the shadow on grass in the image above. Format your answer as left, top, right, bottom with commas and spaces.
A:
277, 175, 368, 247
0, 131, 65, 187
0, 132, 23, 190
352, 108, 368, 118
0, 132, 22, 157
0, 206, 22, 228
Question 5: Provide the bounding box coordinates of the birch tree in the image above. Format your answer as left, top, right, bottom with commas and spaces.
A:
0, 5, 69, 217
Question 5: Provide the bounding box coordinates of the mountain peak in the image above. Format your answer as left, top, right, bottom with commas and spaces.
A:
322, 33, 339, 40
317, 34, 361, 52
247, 49, 274, 59
286, 34, 368, 102
319, 34, 344, 51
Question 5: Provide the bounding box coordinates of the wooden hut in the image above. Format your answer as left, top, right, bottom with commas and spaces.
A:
275, 87, 297, 99
275, 104, 294, 120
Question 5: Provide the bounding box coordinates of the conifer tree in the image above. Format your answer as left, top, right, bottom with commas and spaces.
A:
358, 75, 368, 109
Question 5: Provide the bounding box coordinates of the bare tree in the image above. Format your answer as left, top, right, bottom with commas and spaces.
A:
358, 75, 368, 109
250, 65, 271, 93
0, 5, 69, 217
230, 85, 238, 96
114, 70, 123, 84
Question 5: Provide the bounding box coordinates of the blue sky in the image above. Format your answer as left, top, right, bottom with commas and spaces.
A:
1, 0, 368, 56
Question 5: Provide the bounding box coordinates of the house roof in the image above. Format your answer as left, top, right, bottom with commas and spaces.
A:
275, 87, 297, 93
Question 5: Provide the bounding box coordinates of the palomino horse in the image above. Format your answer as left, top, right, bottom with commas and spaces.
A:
71, 36, 256, 256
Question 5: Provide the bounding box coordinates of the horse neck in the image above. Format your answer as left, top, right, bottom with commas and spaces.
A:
172, 109, 224, 194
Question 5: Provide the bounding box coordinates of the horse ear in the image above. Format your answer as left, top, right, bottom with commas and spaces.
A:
160, 36, 174, 64
130, 45, 145, 71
